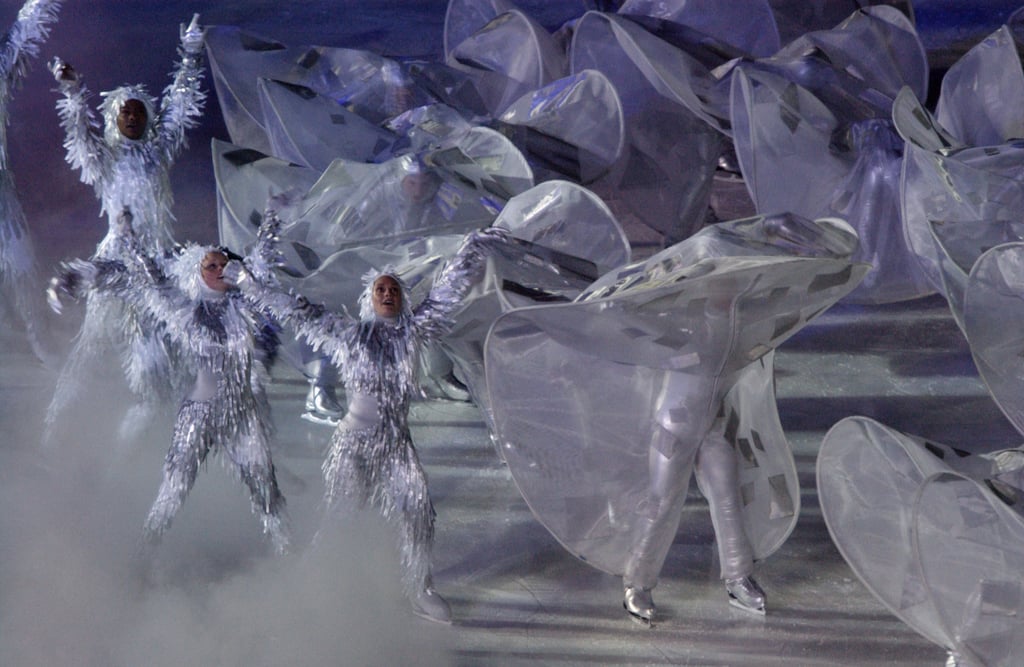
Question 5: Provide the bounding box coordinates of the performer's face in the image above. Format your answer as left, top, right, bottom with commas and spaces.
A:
400, 172, 438, 204
372, 275, 402, 317
117, 99, 148, 140
201, 251, 230, 292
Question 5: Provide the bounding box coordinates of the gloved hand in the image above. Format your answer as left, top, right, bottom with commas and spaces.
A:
50, 57, 78, 90
180, 14, 205, 54
221, 259, 251, 289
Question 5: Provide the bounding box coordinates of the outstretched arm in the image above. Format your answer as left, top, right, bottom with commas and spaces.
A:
0, 0, 61, 88
412, 227, 508, 339
47, 256, 129, 314
226, 203, 357, 360
51, 56, 107, 185
155, 13, 206, 161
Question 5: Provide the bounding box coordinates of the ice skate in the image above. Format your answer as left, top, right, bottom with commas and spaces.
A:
410, 587, 452, 625
302, 383, 343, 426
623, 585, 655, 626
726, 576, 766, 615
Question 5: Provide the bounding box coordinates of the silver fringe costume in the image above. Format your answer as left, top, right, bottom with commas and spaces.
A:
0, 0, 61, 361
238, 214, 497, 597
50, 239, 290, 555
45, 17, 206, 442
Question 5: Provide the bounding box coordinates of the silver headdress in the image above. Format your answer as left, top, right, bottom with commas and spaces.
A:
99, 84, 157, 145
356, 266, 413, 321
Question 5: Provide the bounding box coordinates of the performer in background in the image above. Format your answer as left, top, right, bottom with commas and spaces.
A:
0, 0, 62, 362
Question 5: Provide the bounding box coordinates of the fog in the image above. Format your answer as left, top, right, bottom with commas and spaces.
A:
0, 2, 514, 665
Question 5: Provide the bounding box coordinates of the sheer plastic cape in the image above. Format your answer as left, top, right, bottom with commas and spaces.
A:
569, 11, 723, 243
206, 25, 433, 155
818, 416, 1024, 666
485, 213, 866, 576
728, 7, 931, 303
895, 26, 1024, 326
442, 179, 630, 418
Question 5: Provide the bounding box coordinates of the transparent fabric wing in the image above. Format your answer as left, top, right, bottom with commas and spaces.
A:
443, 180, 630, 418
914, 471, 1024, 667
617, 0, 780, 58
569, 12, 722, 243
486, 217, 866, 575
963, 244, 1024, 441
729, 65, 932, 303
258, 78, 399, 170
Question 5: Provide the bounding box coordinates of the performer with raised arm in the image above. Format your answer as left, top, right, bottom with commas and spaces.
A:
226, 200, 505, 623
44, 15, 206, 444
48, 208, 290, 556
0, 0, 62, 362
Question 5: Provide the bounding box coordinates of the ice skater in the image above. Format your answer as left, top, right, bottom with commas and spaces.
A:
226, 201, 504, 622
48, 209, 290, 555
44, 14, 206, 445
0, 0, 62, 362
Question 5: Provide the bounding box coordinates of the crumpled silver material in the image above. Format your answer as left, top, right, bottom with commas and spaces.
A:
0, 0, 61, 360
46, 19, 206, 440
485, 213, 866, 581
818, 416, 1024, 667
242, 225, 496, 593
54, 242, 290, 554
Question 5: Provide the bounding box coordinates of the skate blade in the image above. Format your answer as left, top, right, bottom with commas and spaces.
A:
623, 603, 654, 627
300, 411, 340, 427
728, 597, 766, 616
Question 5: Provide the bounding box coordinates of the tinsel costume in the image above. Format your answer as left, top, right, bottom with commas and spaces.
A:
0, 0, 61, 361
235, 208, 501, 619
44, 16, 206, 444
49, 223, 290, 555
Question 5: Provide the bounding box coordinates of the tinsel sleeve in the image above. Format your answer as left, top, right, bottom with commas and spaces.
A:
50, 256, 130, 304
0, 0, 61, 89
239, 276, 357, 363
411, 228, 499, 340
155, 16, 205, 163
55, 72, 106, 187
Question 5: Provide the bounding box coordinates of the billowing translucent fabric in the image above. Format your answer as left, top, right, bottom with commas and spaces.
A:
817, 416, 1024, 667
768, 1, 915, 46
441, 179, 630, 417
728, 7, 931, 304
444, 8, 567, 117
215, 135, 534, 316
963, 244, 1024, 446
895, 26, 1024, 326
443, 0, 517, 60
206, 25, 434, 155
617, 0, 780, 58
258, 78, 399, 170
485, 213, 865, 577
569, 11, 723, 243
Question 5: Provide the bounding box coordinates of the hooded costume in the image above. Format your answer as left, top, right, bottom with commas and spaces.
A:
232, 207, 502, 622
49, 223, 290, 555
45, 16, 206, 443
